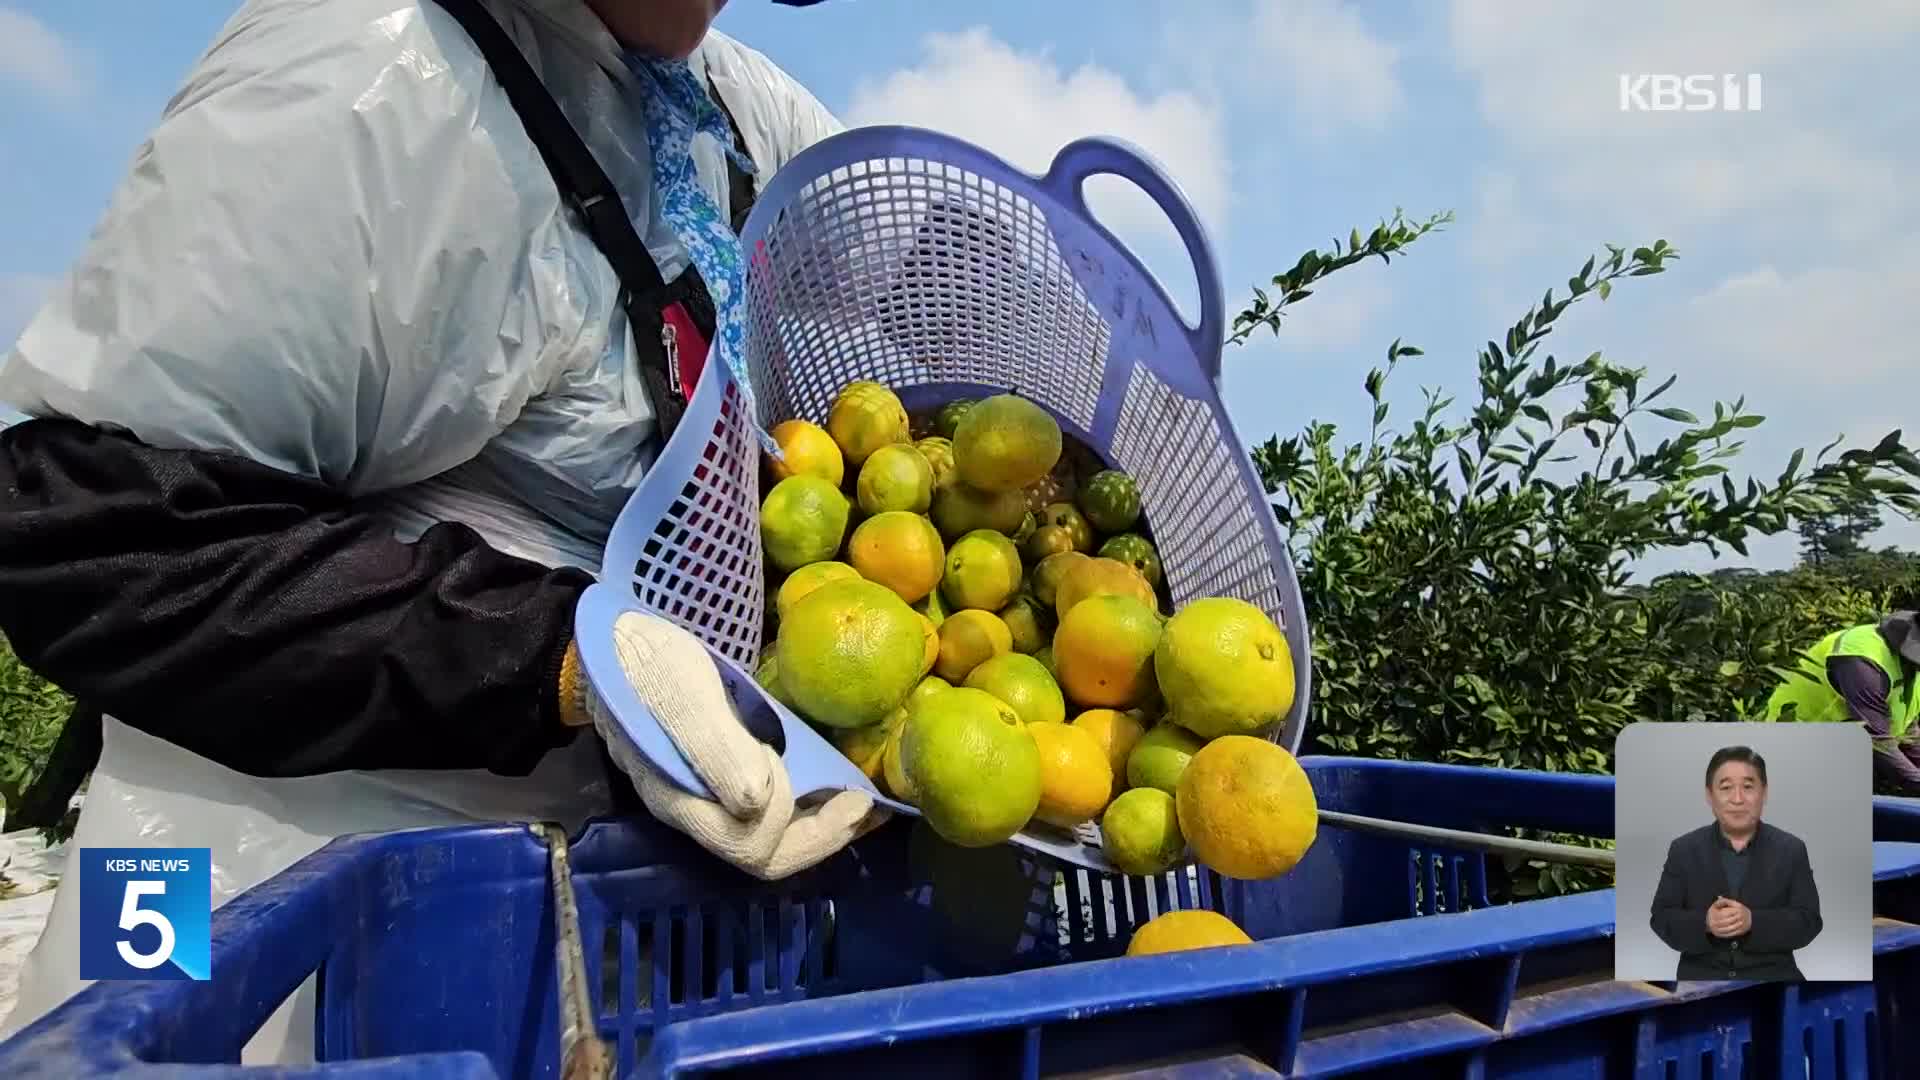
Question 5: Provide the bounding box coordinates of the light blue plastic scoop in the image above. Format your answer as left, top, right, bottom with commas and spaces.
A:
569, 128, 1303, 880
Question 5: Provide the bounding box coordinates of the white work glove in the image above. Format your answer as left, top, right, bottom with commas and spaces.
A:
587, 611, 890, 880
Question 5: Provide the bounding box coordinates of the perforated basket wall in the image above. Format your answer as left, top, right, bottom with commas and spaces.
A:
611, 379, 767, 671
604, 127, 1312, 753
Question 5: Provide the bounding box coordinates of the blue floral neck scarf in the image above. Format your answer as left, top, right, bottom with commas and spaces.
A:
622, 51, 776, 455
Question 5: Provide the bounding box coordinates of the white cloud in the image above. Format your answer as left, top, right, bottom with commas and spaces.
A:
844, 28, 1232, 239
0, 8, 94, 103
1157, 0, 1404, 139
1243, 0, 1404, 135
1680, 253, 1920, 389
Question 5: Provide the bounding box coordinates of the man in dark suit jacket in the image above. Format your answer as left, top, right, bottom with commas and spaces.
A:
1648, 745, 1823, 981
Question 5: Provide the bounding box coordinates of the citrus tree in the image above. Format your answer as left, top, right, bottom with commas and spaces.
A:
1233, 218, 1920, 895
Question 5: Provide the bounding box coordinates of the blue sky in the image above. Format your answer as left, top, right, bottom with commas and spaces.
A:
3, 1, 1915, 574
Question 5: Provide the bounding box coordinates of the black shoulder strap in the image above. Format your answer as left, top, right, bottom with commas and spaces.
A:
430, 0, 669, 304
429, 0, 733, 439
706, 73, 761, 235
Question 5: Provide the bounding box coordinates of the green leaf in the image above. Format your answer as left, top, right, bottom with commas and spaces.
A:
1225, 222, 1920, 816
1597, 280, 1612, 301
1652, 407, 1698, 424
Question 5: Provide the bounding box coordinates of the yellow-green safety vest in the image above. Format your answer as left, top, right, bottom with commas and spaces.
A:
1763, 623, 1920, 740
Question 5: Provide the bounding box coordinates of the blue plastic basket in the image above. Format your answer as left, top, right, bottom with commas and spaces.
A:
7, 759, 1920, 1078
576, 126, 1311, 757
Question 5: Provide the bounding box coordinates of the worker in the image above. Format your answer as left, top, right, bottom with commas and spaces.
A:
1761, 612, 1920, 795
0, 0, 881, 1059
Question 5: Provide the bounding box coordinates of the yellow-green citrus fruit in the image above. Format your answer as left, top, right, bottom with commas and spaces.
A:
931, 483, 1029, 540
775, 561, 861, 622
1125, 910, 1252, 956
941, 530, 1024, 611
953, 394, 1063, 493
827, 381, 911, 467
1039, 502, 1095, 553
934, 608, 1013, 683
1102, 787, 1186, 875
768, 419, 845, 488
1027, 720, 1114, 828
847, 511, 945, 605
857, 443, 936, 515
761, 476, 851, 573
1126, 722, 1206, 795
1155, 598, 1294, 739
1030, 551, 1091, 610
1176, 736, 1318, 880
997, 594, 1050, 654
964, 652, 1067, 728
901, 687, 1043, 847
1052, 594, 1163, 709
775, 579, 926, 729
914, 436, 958, 492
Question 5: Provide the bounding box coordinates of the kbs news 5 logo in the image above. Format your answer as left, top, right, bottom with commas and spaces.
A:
78, 848, 212, 981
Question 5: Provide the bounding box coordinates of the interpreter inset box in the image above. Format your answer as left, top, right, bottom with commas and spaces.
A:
1613, 722, 1872, 983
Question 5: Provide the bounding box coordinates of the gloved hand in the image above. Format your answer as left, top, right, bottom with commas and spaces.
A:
576, 610, 889, 880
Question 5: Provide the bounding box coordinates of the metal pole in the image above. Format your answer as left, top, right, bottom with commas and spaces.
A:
1319, 810, 1617, 870
534, 823, 615, 1080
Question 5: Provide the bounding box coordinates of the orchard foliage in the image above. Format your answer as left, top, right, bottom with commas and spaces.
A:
1235, 223, 1920, 895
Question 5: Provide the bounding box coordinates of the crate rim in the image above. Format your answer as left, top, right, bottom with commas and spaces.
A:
8, 762, 1920, 1078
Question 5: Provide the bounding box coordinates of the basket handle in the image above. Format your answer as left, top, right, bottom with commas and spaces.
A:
1037, 136, 1228, 378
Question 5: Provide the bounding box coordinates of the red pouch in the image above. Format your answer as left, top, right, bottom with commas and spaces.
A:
660, 300, 711, 403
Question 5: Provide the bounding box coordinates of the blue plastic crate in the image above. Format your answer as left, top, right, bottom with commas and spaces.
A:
6, 757, 1920, 1078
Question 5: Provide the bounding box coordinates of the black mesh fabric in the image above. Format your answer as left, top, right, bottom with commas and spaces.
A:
0, 418, 591, 778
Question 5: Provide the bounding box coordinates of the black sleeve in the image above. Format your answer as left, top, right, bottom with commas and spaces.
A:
1649, 835, 1712, 955
1828, 655, 1920, 787
0, 418, 592, 778
1744, 838, 1823, 953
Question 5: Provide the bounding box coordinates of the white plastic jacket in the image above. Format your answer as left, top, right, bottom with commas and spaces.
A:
0, 0, 841, 1060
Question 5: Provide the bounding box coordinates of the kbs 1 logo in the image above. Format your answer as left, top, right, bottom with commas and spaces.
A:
79, 848, 212, 981
1619, 74, 1764, 113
